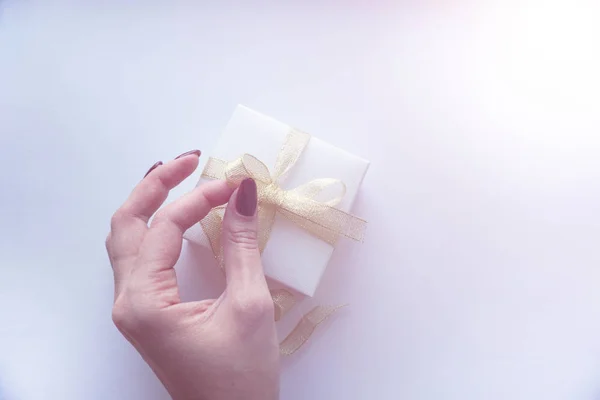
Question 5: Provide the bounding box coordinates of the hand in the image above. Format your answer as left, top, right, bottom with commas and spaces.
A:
105, 151, 279, 400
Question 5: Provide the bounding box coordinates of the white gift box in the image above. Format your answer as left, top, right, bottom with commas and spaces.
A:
184, 105, 369, 297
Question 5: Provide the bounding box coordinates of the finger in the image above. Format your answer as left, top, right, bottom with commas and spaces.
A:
140, 180, 234, 272
111, 151, 201, 233
108, 151, 200, 299
220, 178, 266, 294
150, 180, 233, 235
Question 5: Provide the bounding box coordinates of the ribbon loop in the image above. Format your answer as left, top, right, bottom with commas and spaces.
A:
223, 154, 272, 185
291, 178, 347, 207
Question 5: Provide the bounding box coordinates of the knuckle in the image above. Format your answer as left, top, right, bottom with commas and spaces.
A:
231, 291, 274, 323
111, 301, 130, 330
110, 211, 126, 229
112, 295, 159, 334
147, 173, 169, 192
225, 224, 258, 249
145, 177, 166, 195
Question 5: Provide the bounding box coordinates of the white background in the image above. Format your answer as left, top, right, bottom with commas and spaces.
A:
1, 1, 600, 399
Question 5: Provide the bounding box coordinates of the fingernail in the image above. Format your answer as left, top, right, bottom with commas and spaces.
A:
236, 178, 257, 216
144, 161, 163, 178
175, 149, 201, 159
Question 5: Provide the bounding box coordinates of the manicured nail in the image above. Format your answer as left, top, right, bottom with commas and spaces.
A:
236, 178, 257, 216
144, 161, 163, 178
175, 149, 201, 159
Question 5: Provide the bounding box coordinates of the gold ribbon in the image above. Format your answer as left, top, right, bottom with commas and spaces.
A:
279, 304, 347, 356
199, 129, 366, 355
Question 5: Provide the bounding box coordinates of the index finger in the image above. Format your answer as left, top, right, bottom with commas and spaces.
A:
139, 180, 234, 272
111, 154, 201, 233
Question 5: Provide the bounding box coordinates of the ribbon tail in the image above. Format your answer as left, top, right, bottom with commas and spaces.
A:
279, 305, 346, 356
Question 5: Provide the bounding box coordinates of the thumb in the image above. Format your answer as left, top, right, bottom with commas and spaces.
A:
221, 178, 267, 294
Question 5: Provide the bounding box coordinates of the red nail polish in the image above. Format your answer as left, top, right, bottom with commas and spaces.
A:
144, 161, 163, 178
175, 149, 201, 159
236, 178, 257, 216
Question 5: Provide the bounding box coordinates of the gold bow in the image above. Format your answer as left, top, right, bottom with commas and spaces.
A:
199, 129, 366, 355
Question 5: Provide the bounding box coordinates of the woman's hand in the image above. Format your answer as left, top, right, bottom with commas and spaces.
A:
105, 151, 279, 400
